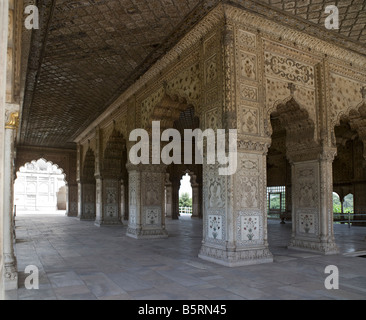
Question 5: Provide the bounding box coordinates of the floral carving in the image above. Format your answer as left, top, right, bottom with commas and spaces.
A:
239, 107, 258, 135
240, 84, 257, 101
242, 216, 259, 241
240, 52, 256, 80
264, 52, 314, 86
146, 208, 159, 225
300, 213, 315, 234
208, 215, 222, 240
205, 55, 217, 85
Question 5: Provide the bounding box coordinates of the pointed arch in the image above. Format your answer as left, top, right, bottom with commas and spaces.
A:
102, 127, 126, 177
82, 148, 96, 183
15, 158, 68, 212
148, 93, 196, 131
266, 97, 318, 157
17, 158, 67, 184
335, 102, 366, 159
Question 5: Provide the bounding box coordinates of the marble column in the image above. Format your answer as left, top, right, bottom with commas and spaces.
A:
95, 175, 122, 226
199, 140, 274, 267
77, 182, 96, 221
0, 0, 9, 297
191, 184, 200, 219
126, 163, 168, 239
288, 147, 339, 254
171, 177, 180, 220
354, 183, 366, 226
3, 107, 19, 290
165, 177, 173, 219
67, 183, 78, 217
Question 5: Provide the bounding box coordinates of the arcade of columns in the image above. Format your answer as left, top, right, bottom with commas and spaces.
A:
1, 2, 366, 295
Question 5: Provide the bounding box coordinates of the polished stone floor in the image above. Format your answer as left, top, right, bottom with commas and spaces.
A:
5, 213, 366, 300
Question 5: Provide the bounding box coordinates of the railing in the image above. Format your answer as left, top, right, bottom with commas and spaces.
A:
179, 207, 192, 215
333, 212, 366, 227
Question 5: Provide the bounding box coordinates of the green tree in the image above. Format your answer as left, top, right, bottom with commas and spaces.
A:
333, 193, 341, 213
179, 192, 192, 208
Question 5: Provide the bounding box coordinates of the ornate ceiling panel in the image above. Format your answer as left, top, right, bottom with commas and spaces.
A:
20, 0, 366, 149
258, 0, 366, 44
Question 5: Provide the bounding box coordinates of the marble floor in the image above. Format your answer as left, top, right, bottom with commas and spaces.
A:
5, 213, 366, 300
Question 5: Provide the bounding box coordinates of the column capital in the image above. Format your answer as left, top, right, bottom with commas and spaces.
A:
5, 110, 19, 130
287, 146, 337, 163
237, 136, 271, 155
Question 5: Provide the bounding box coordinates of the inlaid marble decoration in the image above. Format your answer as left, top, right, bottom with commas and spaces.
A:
146, 208, 159, 225
241, 215, 260, 241
299, 212, 315, 234
129, 207, 136, 226
208, 214, 222, 240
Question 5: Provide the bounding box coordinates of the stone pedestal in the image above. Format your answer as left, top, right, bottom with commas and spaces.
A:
95, 176, 122, 226
126, 164, 168, 239
199, 147, 273, 267
288, 148, 339, 254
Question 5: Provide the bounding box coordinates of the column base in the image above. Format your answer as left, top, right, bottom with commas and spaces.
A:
288, 237, 339, 255
3, 264, 18, 291
67, 212, 78, 218
126, 226, 168, 239
198, 244, 273, 267
95, 219, 123, 227
77, 214, 96, 221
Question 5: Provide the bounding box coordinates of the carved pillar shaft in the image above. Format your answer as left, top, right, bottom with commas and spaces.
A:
67, 184, 78, 217
288, 148, 339, 254
171, 178, 180, 220
191, 185, 200, 218
95, 176, 121, 226
78, 182, 96, 221
126, 163, 168, 239
199, 142, 273, 267
354, 183, 366, 226
3, 109, 19, 290
165, 182, 173, 219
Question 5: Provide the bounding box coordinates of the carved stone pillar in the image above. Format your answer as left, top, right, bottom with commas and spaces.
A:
120, 179, 127, 221
95, 176, 121, 226
126, 163, 168, 239
78, 182, 96, 221
0, 0, 10, 297
288, 147, 339, 254
354, 182, 366, 226
165, 175, 173, 219
3, 107, 19, 290
199, 140, 274, 267
171, 177, 180, 220
191, 179, 200, 219
67, 183, 78, 217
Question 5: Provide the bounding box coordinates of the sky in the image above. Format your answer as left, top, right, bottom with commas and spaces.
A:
179, 173, 192, 198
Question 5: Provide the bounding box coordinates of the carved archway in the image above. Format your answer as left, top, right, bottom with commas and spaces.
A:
148, 93, 199, 132
14, 158, 68, 212
335, 102, 366, 160
267, 97, 318, 161
82, 148, 96, 183
102, 127, 126, 177
333, 111, 366, 226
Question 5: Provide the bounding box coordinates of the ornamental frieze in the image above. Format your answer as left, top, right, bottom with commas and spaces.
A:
264, 52, 314, 87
